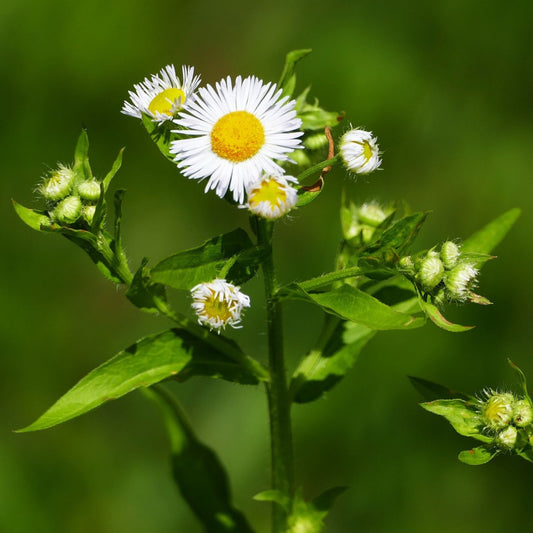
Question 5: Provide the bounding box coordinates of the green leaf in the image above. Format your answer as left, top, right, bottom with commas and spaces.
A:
282, 283, 424, 330
462, 208, 521, 254
12, 200, 51, 231
311, 486, 348, 514
291, 318, 375, 403
253, 490, 290, 511
421, 399, 491, 442
144, 386, 253, 532
18, 327, 262, 432
367, 212, 429, 257
142, 114, 175, 162
296, 179, 324, 207
73, 129, 92, 183
298, 103, 343, 131
418, 298, 474, 332
517, 448, 533, 463
458, 446, 497, 465
408, 376, 472, 402
151, 228, 260, 290
127, 258, 168, 314
278, 49, 312, 96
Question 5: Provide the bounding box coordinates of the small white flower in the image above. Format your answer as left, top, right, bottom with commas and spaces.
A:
245, 173, 298, 219
171, 75, 303, 203
340, 128, 381, 174
191, 279, 250, 332
121, 65, 201, 123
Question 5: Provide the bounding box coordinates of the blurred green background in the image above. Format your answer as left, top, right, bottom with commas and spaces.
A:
2, 0, 532, 531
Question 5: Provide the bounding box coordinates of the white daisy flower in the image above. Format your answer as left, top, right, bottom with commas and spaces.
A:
191, 278, 251, 332
121, 65, 201, 123
340, 128, 381, 174
170, 76, 303, 204
244, 172, 298, 219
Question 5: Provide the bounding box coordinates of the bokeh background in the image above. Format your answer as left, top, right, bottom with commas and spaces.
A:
2, 0, 532, 531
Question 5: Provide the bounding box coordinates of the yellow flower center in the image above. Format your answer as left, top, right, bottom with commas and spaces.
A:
148, 88, 186, 116
203, 296, 232, 322
362, 140, 373, 161
249, 179, 287, 212
210, 111, 265, 162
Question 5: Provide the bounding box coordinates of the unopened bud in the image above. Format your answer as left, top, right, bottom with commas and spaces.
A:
497, 425, 517, 449
440, 241, 460, 270
304, 133, 329, 151
398, 255, 415, 275
53, 195, 82, 225
416, 252, 444, 291
78, 180, 101, 202
340, 129, 381, 175
513, 400, 533, 427
290, 149, 311, 168
81, 205, 96, 225
445, 263, 478, 301
39, 165, 74, 201
481, 392, 514, 430
358, 203, 387, 227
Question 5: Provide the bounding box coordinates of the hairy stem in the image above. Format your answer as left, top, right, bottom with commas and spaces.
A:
257, 218, 294, 532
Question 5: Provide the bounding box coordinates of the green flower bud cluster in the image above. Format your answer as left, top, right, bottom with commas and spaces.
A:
478, 390, 533, 451
341, 201, 393, 246
38, 165, 102, 227
399, 241, 481, 304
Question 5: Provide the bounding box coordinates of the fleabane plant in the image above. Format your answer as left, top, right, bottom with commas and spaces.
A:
13, 50, 521, 533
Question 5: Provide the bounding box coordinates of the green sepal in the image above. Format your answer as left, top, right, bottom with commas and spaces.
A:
417, 298, 474, 332
458, 446, 498, 465
12, 200, 51, 231
461, 207, 521, 255
278, 49, 312, 97
18, 327, 263, 432
127, 258, 168, 314
291, 317, 375, 403
151, 228, 263, 290
421, 399, 491, 443
408, 376, 473, 402
279, 283, 425, 331
144, 386, 253, 532
141, 113, 175, 163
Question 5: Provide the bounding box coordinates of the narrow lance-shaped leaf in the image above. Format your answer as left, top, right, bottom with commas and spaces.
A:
73, 129, 92, 183
151, 228, 263, 290
417, 298, 474, 333
278, 49, 312, 97
144, 386, 253, 532
508, 359, 531, 402
12, 201, 51, 232
462, 208, 521, 254
409, 376, 473, 402
18, 327, 264, 432
281, 283, 424, 330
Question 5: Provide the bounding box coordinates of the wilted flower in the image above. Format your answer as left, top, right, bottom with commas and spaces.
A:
191, 279, 250, 332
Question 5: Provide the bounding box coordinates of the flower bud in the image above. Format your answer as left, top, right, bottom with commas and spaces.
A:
513, 399, 533, 427
481, 392, 514, 430
245, 173, 297, 220
358, 203, 388, 227
339, 129, 381, 175
78, 179, 101, 202
287, 515, 322, 533
290, 149, 311, 168
53, 195, 82, 225
497, 425, 518, 449
81, 205, 96, 225
304, 133, 329, 151
416, 252, 444, 291
398, 255, 415, 275
39, 165, 74, 201
440, 241, 460, 270
445, 263, 478, 301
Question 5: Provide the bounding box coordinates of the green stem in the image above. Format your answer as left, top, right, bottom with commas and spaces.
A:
256, 218, 294, 532
296, 154, 341, 183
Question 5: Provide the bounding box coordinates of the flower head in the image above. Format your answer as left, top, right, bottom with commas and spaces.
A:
480, 391, 514, 430
191, 279, 250, 332
121, 65, 201, 123
445, 263, 479, 301
245, 173, 298, 219
340, 128, 381, 175
39, 164, 74, 202
171, 76, 303, 203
